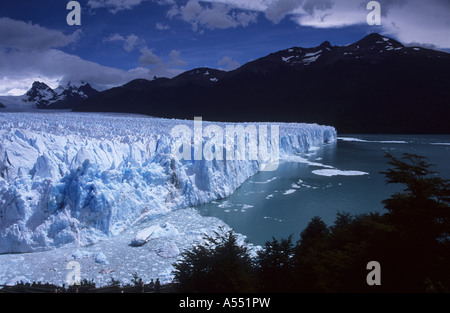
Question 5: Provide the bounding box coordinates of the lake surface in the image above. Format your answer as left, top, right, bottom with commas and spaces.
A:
196, 135, 450, 246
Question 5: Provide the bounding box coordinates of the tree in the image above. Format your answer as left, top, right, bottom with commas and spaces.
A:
380, 152, 450, 291
381, 153, 450, 245
172, 227, 256, 293
255, 236, 295, 292
292, 217, 331, 292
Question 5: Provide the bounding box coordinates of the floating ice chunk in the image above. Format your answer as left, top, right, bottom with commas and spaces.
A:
71, 249, 92, 259
312, 169, 369, 177
240, 204, 254, 212
156, 242, 180, 258
338, 137, 407, 144
131, 223, 179, 246
218, 201, 233, 208
282, 155, 334, 168
250, 177, 278, 184
283, 189, 296, 195
95, 252, 109, 265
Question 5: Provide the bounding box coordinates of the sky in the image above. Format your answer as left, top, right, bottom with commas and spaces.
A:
0, 0, 449, 95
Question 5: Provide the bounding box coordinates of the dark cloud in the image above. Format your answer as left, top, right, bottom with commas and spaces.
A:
265, 0, 304, 23
303, 0, 334, 16
0, 17, 81, 51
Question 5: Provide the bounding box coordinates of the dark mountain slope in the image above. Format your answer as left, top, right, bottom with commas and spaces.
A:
74, 33, 450, 134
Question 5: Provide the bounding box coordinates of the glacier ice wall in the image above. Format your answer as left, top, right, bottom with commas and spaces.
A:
0, 113, 336, 253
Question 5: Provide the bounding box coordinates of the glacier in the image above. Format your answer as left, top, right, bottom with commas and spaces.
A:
0, 112, 336, 254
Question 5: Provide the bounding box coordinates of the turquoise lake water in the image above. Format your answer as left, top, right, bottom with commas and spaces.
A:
196, 135, 450, 246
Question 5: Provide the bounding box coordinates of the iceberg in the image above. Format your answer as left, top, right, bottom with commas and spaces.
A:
131, 223, 179, 246
0, 112, 336, 253
312, 169, 369, 177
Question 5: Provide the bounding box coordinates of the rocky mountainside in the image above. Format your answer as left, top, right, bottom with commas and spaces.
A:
25, 81, 99, 109
74, 33, 450, 133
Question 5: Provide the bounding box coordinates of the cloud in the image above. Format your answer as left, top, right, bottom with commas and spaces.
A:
217, 56, 240, 71
0, 17, 81, 51
265, 0, 304, 23
139, 47, 163, 66
379, 0, 450, 49
87, 0, 146, 13
168, 50, 187, 67
167, 0, 258, 31
303, 0, 334, 16
138, 47, 187, 77
104, 33, 140, 52
367, 0, 408, 17
194, 0, 450, 49
155, 22, 171, 30
0, 47, 185, 95
0, 18, 187, 95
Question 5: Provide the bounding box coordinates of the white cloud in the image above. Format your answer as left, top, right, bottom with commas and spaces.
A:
139, 47, 163, 66
138, 47, 187, 77
87, 0, 146, 13
0, 47, 185, 95
379, 0, 450, 49
104, 33, 140, 52
168, 50, 187, 67
190, 0, 450, 48
155, 22, 171, 30
0, 76, 60, 96
0, 18, 187, 95
167, 0, 258, 31
265, 0, 303, 23
123, 34, 139, 52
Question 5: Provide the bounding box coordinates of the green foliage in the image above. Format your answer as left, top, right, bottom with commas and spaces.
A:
172, 226, 256, 293
172, 153, 450, 293
255, 236, 295, 292
381, 153, 450, 244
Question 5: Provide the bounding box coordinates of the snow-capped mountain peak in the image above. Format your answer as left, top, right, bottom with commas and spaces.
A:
25, 81, 98, 109
25, 81, 56, 105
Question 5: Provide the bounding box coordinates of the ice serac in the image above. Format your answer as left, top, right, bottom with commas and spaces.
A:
0, 113, 336, 253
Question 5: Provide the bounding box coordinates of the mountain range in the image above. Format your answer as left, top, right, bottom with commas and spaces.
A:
3, 33, 450, 133
0, 81, 98, 111
74, 33, 450, 133
25, 81, 99, 109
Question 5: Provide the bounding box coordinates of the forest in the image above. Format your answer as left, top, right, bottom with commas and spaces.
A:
172, 153, 450, 293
